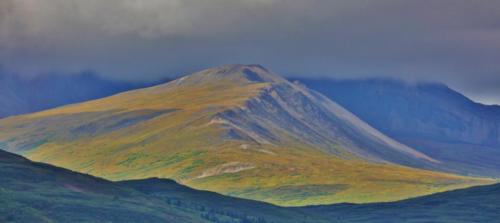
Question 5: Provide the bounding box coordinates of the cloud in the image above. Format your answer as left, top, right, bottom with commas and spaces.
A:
1, 0, 500, 103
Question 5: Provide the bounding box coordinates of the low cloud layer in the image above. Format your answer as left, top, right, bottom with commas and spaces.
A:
1, 0, 500, 104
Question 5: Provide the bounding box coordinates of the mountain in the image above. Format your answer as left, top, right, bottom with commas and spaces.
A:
0, 65, 492, 206
294, 78, 500, 177
2, 149, 499, 223
0, 71, 167, 119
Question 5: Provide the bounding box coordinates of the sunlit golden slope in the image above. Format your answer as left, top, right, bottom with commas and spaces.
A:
0, 64, 494, 206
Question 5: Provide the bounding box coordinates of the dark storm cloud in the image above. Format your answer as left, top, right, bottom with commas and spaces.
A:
1, 0, 500, 103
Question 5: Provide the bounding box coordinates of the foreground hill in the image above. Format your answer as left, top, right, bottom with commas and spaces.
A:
0, 65, 492, 206
0, 149, 203, 222
295, 78, 500, 177
0, 71, 164, 119
0, 149, 320, 223
2, 149, 499, 223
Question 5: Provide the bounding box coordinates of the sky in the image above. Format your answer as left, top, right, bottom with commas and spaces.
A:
1, 0, 500, 104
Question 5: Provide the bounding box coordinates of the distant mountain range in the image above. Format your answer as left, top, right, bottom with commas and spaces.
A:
0, 65, 491, 206
0, 71, 167, 119
2, 148, 499, 223
295, 78, 500, 177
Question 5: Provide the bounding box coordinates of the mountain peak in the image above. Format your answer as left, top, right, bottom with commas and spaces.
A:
173, 64, 285, 86
2, 64, 490, 206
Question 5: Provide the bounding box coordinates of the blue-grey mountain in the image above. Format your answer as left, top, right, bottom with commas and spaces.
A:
294, 78, 500, 177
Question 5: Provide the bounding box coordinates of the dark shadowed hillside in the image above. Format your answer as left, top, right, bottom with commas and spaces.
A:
0, 149, 321, 223
306, 181, 500, 223
0, 149, 202, 222
294, 78, 500, 177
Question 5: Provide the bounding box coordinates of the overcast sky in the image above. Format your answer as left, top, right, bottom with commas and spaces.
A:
1, 0, 500, 104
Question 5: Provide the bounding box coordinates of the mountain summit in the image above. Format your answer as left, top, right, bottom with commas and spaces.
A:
173, 64, 286, 85
0, 65, 489, 206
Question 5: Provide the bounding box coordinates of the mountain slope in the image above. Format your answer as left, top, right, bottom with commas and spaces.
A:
306, 181, 500, 223
0, 65, 492, 206
294, 78, 500, 177
0, 71, 166, 119
2, 149, 499, 223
